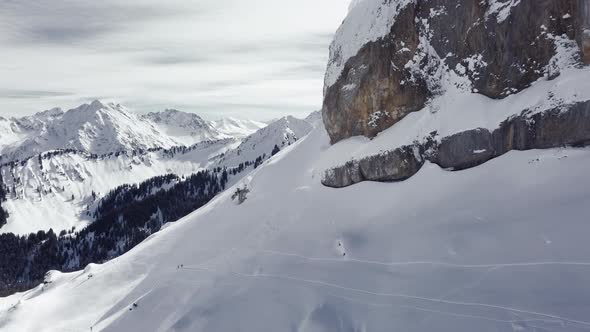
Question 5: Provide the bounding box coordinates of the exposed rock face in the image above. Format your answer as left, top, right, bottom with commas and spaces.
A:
435, 129, 495, 170
358, 146, 424, 182
323, 101, 590, 188
323, 0, 588, 144
323, 4, 429, 143
581, 0, 590, 63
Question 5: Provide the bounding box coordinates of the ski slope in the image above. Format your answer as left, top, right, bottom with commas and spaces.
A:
2, 125, 590, 332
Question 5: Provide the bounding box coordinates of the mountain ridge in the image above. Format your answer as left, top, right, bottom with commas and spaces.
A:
0, 101, 267, 163
0, 113, 313, 235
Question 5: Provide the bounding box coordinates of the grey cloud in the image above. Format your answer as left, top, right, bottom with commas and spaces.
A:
139, 50, 214, 66
0, 89, 73, 99
139, 33, 331, 70
0, 1, 203, 45
0, 0, 348, 119
26, 26, 112, 44
128, 98, 313, 121
279, 63, 327, 79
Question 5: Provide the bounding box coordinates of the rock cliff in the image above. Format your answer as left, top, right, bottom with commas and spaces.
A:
323, 0, 590, 144
323, 100, 590, 188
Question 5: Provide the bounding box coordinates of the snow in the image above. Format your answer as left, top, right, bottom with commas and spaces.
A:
141, 110, 222, 146
2, 123, 590, 331
0, 102, 267, 163
0, 118, 25, 151
0, 139, 237, 235
485, 0, 521, 23
143, 110, 267, 146
0, 115, 311, 235
304, 110, 323, 127
215, 116, 313, 168
0, 101, 178, 162
318, 65, 590, 168
325, 0, 415, 89
211, 117, 268, 139
0, 2, 588, 328
325, 0, 528, 89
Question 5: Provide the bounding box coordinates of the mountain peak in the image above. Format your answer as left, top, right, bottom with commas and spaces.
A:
33, 107, 64, 119
65, 100, 110, 115
90, 99, 105, 108
162, 108, 181, 114
143, 110, 265, 146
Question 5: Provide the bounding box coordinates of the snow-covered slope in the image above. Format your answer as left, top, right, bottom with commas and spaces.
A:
142, 110, 266, 146
0, 102, 267, 163
0, 101, 180, 162
141, 109, 221, 146
2, 125, 590, 331
211, 117, 267, 138
0, 118, 23, 151
0, 116, 310, 235
217, 116, 313, 168
0, 139, 239, 235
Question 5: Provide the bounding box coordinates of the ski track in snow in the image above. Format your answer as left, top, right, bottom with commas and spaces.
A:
153, 245, 590, 329
326, 292, 567, 328
253, 248, 590, 269
86, 245, 590, 328
176, 264, 590, 328
3, 126, 590, 331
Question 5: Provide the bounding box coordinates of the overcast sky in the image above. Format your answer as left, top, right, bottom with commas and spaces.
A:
0, 0, 350, 120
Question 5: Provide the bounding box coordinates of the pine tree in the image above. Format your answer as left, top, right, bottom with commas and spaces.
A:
0, 172, 5, 201
271, 144, 281, 156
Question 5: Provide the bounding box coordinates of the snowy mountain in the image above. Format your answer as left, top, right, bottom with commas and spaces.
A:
142, 110, 266, 146
0, 101, 272, 234
2, 125, 590, 331
0, 101, 178, 162
216, 116, 313, 168
0, 115, 311, 235
0, 113, 314, 296
1, 1, 590, 331
0, 101, 267, 163
323, 0, 590, 143
321, 0, 590, 188
0, 139, 238, 235
210, 117, 268, 138
141, 109, 222, 146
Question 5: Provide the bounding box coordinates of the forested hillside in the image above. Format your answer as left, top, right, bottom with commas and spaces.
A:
0, 168, 229, 296
0, 172, 8, 227
0, 143, 278, 296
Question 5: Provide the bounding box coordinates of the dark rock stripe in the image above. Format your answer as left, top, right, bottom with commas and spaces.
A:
323, 101, 590, 188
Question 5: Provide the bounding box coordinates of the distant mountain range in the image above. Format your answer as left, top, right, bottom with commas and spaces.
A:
0, 100, 267, 163
0, 101, 315, 235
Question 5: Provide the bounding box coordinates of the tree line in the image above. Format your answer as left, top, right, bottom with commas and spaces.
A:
0, 138, 235, 169
0, 168, 227, 296
0, 144, 279, 296
0, 171, 8, 227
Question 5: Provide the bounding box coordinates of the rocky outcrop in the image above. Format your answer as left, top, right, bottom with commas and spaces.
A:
323, 3, 429, 143
582, 0, 590, 63
323, 0, 589, 144
323, 101, 590, 188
